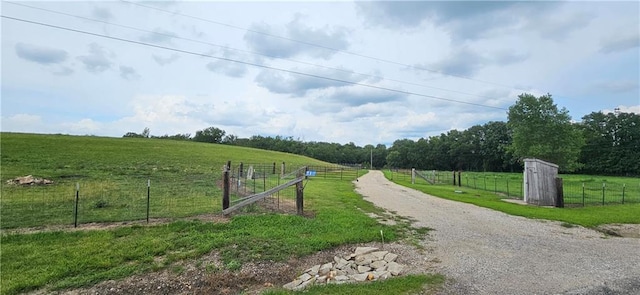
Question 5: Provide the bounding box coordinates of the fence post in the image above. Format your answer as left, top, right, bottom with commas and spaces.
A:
223, 161, 230, 211
555, 178, 564, 208
458, 171, 461, 187
239, 162, 244, 178
296, 167, 305, 215
263, 166, 266, 192
494, 176, 497, 193
484, 176, 487, 190
281, 162, 285, 177
453, 171, 456, 186
340, 167, 343, 180
622, 184, 625, 204
411, 168, 415, 184
74, 183, 79, 228
473, 176, 477, 189
146, 179, 150, 223
273, 162, 276, 175
602, 182, 605, 205
582, 183, 585, 207
506, 179, 510, 198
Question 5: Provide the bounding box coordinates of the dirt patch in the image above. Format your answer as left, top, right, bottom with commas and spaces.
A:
596, 223, 640, 238
32, 241, 434, 295
2, 214, 230, 235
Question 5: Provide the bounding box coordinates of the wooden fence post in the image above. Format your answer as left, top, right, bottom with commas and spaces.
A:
453, 171, 456, 186
457, 171, 462, 187
296, 167, 306, 215
555, 177, 564, 208
223, 161, 230, 210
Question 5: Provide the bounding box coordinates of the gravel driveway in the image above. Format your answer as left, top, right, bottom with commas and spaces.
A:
355, 171, 640, 295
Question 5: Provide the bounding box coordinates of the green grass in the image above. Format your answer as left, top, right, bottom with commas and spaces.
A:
385, 170, 640, 227
0, 133, 332, 229
0, 167, 407, 294
406, 170, 640, 205
264, 274, 445, 295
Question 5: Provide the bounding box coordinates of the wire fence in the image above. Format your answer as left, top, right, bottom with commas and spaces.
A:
1, 163, 363, 230
390, 169, 640, 207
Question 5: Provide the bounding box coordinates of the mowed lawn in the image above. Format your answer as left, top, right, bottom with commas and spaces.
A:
0, 133, 441, 295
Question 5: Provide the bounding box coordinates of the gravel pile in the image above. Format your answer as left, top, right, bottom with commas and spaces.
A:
355, 171, 640, 295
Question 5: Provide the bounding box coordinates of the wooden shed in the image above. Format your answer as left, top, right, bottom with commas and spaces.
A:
523, 158, 559, 206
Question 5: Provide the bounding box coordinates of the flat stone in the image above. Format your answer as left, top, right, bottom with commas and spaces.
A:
354, 247, 378, 256
351, 273, 371, 282
318, 262, 333, 275
293, 277, 315, 291
387, 261, 404, 276
298, 273, 312, 282
370, 260, 387, 269
335, 258, 350, 270
305, 264, 321, 276
335, 275, 350, 281
374, 270, 391, 280
371, 251, 389, 261
383, 253, 398, 263
357, 265, 371, 273
316, 275, 327, 284
354, 255, 372, 266
283, 279, 302, 290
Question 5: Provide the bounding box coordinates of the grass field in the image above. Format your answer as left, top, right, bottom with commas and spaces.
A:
0, 133, 334, 229
385, 170, 640, 227
0, 133, 440, 295
401, 170, 640, 206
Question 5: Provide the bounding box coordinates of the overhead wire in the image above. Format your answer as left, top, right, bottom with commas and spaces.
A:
119, 0, 532, 92
5, 1, 498, 100
1, 14, 508, 110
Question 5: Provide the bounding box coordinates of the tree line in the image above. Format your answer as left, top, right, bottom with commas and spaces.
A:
123, 93, 639, 176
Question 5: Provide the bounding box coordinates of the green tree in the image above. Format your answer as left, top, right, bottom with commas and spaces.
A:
580, 111, 640, 175
193, 127, 226, 143
507, 93, 584, 172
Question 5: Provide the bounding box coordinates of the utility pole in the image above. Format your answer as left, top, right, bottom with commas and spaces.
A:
370, 146, 373, 170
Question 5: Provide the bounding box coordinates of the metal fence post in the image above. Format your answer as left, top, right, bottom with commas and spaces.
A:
506, 179, 510, 198
602, 182, 605, 205
146, 179, 150, 223
582, 183, 585, 207
74, 183, 79, 228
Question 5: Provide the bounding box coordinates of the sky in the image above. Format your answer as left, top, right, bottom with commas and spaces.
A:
1, 1, 639, 146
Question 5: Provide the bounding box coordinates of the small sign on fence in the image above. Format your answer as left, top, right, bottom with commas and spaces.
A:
305, 170, 316, 177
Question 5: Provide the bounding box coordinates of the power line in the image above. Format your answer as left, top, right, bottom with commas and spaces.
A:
120, 0, 530, 91
1, 14, 507, 110
5, 1, 497, 101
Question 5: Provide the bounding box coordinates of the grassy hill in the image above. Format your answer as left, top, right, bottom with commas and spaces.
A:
0, 133, 332, 229
0, 132, 327, 179
0, 133, 438, 295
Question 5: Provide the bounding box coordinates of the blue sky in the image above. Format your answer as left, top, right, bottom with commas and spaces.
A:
2, 1, 639, 146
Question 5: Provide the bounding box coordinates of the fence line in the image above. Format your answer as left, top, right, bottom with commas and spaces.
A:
390, 169, 638, 207
1, 162, 365, 230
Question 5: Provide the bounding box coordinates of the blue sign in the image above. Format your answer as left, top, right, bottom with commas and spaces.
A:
305, 170, 317, 177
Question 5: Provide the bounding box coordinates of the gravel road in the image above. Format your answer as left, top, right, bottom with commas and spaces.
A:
355, 171, 640, 295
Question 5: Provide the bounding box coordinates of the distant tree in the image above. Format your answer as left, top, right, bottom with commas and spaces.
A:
123, 132, 142, 138
579, 111, 640, 175
507, 93, 584, 172
141, 127, 150, 138
152, 133, 191, 141
193, 127, 226, 143
222, 134, 238, 145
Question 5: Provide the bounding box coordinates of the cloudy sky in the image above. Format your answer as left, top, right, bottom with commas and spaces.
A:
2, 1, 639, 146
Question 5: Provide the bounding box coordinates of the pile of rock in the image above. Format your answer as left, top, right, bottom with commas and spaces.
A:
283, 246, 405, 291
5, 175, 53, 185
